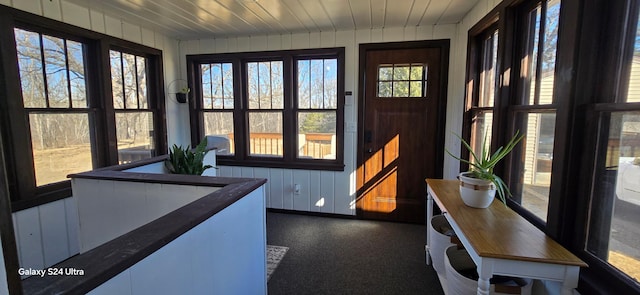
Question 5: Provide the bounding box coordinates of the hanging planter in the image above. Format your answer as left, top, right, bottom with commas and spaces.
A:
167, 79, 190, 104
176, 92, 188, 103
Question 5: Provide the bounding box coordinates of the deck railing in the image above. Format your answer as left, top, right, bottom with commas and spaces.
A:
223, 132, 335, 158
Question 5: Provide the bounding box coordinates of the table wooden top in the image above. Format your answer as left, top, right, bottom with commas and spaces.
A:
426, 179, 587, 267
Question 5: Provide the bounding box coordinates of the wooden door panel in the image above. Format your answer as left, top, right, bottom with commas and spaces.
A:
356, 43, 447, 224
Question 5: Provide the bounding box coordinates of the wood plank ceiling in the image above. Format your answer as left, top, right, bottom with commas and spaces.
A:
64, 0, 480, 40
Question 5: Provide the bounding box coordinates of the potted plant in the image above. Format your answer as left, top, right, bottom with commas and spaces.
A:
446, 131, 524, 208
164, 138, 213, 175
176, 87, 190, 103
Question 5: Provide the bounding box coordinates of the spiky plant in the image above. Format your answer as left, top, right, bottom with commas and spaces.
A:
446, 131, 524, 205
164, 138, 213, 175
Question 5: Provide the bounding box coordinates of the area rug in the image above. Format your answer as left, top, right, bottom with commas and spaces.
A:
267, 245, 289, 281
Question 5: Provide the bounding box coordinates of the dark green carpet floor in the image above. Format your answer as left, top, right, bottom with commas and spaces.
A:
266, 212, 445, 295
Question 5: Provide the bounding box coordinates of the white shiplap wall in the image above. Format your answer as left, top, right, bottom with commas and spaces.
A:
179, 25, 462, 216
3, 0, 182, 271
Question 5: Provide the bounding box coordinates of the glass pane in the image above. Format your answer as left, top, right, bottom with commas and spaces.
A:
378, 66, 393, 81
378, 82, 392, 97
29, 113, 93, 186
271, 61, 284, 109
204, 112, 234, 155
410, 65, 424, 80
479, 30, 498, 107
15, 28, 46, 108
222, 63, 234, 108
298, 112, 337, 159
470, 111, 493, 164
298, 60, 311, 109
211, 63, 223, 109
136, 55, 148, 109
68, 40, 87, 108
116, 112, 155, 164
122, 53, 138, 109
525, 6, 541, 105
248, 62, 259, 109
516, 112, 556, 221
324, 59, 337, 108
587, 111, 640, 283
409, 81, 423, 97
201, 64, 212, 108
310, 60, 323, 108
393, 81, 409, 97
110, 50, 124, 108
540, 0, 560, 104
626, 13, 640, 103
43, 35, 70, 108
393, 65, 410, 80
248, 112, 283, 157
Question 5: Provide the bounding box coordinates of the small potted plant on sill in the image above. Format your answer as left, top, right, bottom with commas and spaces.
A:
446, 131, 524, 208
164, 138, 214, 175
176, 87, 190, 103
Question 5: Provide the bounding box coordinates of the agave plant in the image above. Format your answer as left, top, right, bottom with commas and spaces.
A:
164, 138, 213, 175
446, 130, 524, 205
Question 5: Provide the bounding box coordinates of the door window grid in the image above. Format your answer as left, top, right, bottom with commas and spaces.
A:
376, 63, 426, 98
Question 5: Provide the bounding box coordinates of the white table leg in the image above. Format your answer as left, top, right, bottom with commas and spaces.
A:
426, 191, 433, 265
561, 266, 580, 295
476, 260, 493, 295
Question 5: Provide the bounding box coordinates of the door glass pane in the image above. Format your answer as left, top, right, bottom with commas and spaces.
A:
204, 112, 234, 155
515, 112, 556, 221
116, 112, 154, 164
29, 113, 93, 186
298, 111, 336, 159
587, 111, 640, 282
249, 112, 283, 157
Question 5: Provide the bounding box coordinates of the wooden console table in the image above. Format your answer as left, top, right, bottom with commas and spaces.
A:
425, 179, 587, 295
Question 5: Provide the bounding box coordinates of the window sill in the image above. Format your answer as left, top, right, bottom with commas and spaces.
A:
217, 158, 345, 171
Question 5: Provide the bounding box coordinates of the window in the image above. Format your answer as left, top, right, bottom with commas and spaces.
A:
14, 28, 94, 187
188, 48, 345, 170
508, 0, 561, 222
201, 62, 234, 155
463, 0, 640, 293
110, 50, 157, 164
465, 25, 499, 163
376, 64, 425, 98
1, 15, 166, 210
297, 58, 338, 159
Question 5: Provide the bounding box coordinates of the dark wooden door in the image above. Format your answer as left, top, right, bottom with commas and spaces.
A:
356, 42, 447, 224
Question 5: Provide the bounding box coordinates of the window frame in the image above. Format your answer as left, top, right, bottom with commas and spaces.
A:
0, 7, 167, 211
463, 0, 640, 293
187, 48, 345, 171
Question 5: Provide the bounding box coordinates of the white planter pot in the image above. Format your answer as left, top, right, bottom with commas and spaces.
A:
458, 172, 496, 208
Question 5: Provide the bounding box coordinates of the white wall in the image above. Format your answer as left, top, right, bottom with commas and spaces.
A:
3, 0, 183, 273
88, 185, 267, 295
180, 25, 463, 215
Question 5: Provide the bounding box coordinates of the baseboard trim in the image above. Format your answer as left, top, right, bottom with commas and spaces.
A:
267, 208, 357, 220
